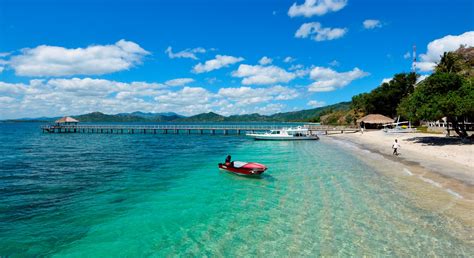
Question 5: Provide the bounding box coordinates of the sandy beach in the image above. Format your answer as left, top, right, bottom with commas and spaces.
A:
330, 130, 474, 184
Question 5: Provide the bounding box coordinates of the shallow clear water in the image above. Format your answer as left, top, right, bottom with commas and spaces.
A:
0, 123, 472, 256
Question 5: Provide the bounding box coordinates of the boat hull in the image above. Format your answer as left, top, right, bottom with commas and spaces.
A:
218, 163, 267, 176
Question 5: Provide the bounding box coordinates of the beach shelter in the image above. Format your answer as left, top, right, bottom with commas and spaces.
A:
356, 114, 394, 129
55, 116, 79, 125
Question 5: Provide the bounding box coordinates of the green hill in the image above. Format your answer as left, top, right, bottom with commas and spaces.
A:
175, 102, 350, 122
176, 112, 226, 122
269, 102, 351, 122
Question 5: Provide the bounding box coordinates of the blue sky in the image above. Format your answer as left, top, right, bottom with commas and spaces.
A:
0, 0, 473, 119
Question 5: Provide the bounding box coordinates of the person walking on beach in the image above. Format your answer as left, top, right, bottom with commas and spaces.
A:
392, 139, 400, 156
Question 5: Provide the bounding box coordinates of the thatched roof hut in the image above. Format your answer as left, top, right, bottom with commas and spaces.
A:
357, 114, 393, 128
55, 116, 79, 124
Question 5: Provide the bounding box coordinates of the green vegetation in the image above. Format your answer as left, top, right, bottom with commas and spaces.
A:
351, 73, 417, 118
398, 48, 474, 137
319, 46, 473, 138
270, 102, 350, 122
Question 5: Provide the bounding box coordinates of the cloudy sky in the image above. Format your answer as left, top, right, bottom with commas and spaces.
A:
0, 0, 473, 119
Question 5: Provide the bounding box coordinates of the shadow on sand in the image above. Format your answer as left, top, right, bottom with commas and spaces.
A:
404, 136, 473, 146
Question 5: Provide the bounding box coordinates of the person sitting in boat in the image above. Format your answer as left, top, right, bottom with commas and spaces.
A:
225, 155, 232, 165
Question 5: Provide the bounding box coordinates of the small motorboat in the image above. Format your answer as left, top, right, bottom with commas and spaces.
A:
218, 161, 267, 176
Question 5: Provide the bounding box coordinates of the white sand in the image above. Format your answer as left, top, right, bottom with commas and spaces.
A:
329, 130, 474, 185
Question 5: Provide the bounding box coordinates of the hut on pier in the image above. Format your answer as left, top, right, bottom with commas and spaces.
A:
55, 116, 79, 126
356, 114, 394, 129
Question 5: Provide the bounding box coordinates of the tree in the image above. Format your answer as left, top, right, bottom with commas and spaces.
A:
398, 73, 474, 137
436, 45, 474, 77
351, 73, 417, 118
435, 52, 464, 74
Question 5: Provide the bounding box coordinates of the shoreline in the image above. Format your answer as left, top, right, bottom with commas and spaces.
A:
328, 130, 474, 186
324, 131, 474, 227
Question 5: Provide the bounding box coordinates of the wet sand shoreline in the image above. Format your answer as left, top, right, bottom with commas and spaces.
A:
328, 131, 474, 186
323, 132, 474, 229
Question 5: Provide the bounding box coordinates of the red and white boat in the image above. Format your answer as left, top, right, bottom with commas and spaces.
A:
218, 161, 267, 176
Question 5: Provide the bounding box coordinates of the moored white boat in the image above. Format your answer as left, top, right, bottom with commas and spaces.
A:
383, 116, 416, 133
246, 127, 319, 140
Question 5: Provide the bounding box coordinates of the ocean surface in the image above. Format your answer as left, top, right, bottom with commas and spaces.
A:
0, 122, 472, 256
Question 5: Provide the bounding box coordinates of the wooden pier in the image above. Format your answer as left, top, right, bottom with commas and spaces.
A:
41, 124, 359, 135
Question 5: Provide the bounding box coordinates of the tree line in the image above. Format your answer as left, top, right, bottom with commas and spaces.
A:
322, 46, 473, 138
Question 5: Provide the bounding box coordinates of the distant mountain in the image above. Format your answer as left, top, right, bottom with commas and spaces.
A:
175, 102, 351, 122
117, 111, 183, 119
1, 102, 351, 123
177, 112, 226, 122
73, 112, 182, 122
269, 102, 351, 122
225, 113, 272, 122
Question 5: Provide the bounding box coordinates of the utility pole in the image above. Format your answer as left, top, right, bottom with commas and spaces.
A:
412, 44, 417, 73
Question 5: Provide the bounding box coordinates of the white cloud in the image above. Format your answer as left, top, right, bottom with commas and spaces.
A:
381, 77, 392, 84
414, 62, 436, 72
0, 81, 28, 95
403, 52, 411, 59
283, 56, 295, 63
294, 67, 312, 77
165, 46, 206, 60
258, 56, 273, 65
295, 22, 347, 41
8, 40, 149, 77
205, 77, 219, 84
192, 55, 244, 73
0, 52, 9, 72
218, 85, 299, 106
0, 96, 16, 103
363, 19, 382, 29
0, 78, 304, 119
0, 78, 185, 119
288, 64, 304, 70
415, 31, 474, 72
288, 0, 347, 17
164, 78, 194, 86
232, 64, 296, 85
154, 86, 213, 107
308, 67, 369, 92
329, 60, 339, 66
417, 75, 428, 83
254, 103, 286, 115
307, 100, 326, 108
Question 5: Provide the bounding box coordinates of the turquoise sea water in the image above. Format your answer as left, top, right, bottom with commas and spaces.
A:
0, 123, 472, 256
